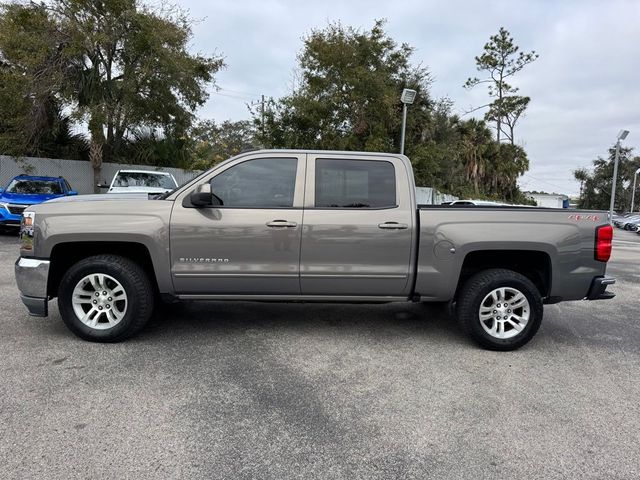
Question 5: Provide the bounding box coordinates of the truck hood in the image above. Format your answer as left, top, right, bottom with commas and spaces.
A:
46, 193, 151, 203
108, 186, 171, 194
0, 191, 64, 205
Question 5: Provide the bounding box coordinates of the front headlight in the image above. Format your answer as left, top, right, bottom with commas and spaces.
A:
20, 211, 35, 252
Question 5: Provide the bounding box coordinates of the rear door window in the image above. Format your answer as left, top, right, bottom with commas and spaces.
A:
315, 159, 396, 208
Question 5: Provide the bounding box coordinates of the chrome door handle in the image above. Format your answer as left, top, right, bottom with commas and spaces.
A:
266, 220, 298, 228
378, 222, 408, 230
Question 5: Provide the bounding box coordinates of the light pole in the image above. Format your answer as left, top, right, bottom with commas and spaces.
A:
609, 129, 630, 221
631, 167, 640, 213
400, 88, 417, 155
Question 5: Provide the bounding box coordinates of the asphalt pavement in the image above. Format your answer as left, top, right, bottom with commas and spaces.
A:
1, 230, 639, 479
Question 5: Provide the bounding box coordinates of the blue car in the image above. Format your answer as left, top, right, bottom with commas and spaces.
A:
0, 175, 77, 230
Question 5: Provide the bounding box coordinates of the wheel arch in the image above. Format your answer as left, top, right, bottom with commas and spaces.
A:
47, 241, 160, 298
455, 249, 552, 301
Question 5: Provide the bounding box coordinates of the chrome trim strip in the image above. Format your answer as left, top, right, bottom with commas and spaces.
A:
177, 294, 409, 302
17, 258, 50, 268
300, 274, 407, 279
173, 273, 299, 278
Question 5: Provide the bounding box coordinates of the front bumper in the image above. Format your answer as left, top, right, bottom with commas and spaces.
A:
0, 220, 20, 227
0, 207, 22, 225
15, 257, 50, 317
586, 276, 616, 300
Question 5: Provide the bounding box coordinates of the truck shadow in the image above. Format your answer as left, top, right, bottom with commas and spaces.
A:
143, 300, 472, 347
38, 298, 634, 352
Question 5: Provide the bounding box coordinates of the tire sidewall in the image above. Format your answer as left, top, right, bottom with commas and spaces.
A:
463, 272, 543, 350
58, 258, 145, 341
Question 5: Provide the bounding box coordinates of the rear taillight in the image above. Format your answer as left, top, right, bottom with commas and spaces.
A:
595, 224, 613, 262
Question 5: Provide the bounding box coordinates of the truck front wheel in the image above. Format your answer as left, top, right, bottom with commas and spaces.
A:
456, 269, 543, 351
57, 254, 155, 342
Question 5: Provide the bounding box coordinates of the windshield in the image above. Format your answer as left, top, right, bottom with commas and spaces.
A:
6, 179, 63, 195
112, 172, 177, 189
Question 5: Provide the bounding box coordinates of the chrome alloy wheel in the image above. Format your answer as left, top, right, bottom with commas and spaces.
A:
479, 287, 530, 339
71, 274, 128, 330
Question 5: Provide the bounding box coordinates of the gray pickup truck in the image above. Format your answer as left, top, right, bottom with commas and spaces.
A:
15, 150, 615, 350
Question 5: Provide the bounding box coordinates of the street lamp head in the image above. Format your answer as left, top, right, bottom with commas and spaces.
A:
617, 129, 630, 141
401, 88, 417, 105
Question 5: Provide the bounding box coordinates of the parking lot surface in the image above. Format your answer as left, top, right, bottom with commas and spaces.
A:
1, 230, 639, 479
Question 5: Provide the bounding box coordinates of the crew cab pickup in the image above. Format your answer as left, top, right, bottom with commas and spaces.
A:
15, 150, 615, 350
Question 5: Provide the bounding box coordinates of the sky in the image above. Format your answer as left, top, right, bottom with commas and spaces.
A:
181, 0, 640, 196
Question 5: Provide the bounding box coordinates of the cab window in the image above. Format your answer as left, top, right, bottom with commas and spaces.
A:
315, 159, 396, 208
210, 158, 298, 208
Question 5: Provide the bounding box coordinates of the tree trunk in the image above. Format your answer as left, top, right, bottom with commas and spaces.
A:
88, 114, 106, 194
496, 68, 503, 143
90, 138, 104, 193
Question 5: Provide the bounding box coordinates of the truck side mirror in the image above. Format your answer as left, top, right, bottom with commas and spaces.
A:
189, 183, 223, 207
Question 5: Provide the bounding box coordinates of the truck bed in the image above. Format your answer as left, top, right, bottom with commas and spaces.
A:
414, 206, 608, 302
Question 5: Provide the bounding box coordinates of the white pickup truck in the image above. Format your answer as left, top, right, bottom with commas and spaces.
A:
99, 169, 178, 194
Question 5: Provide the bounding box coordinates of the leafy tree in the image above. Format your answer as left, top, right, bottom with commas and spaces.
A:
124, 127, 192, 168
489, 143, 530, 200
189, 120, 258, 170
573, 167, 589, 198
0, 6, 86, 159
0, 84, 88, 159
256, 21, 531, 201
575, 147, 640, 211
464, 27, 538, 144
458, 118, 493, 195
0, 0, 223, 190
255, 20, 433, 154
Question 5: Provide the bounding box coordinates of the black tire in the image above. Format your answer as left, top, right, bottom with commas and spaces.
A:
456, 269, 543, 351
57, 254, 155, 342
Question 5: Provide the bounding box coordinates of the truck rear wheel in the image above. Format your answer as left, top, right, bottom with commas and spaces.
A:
57, 254, 154, 342
456, 269, 543, 351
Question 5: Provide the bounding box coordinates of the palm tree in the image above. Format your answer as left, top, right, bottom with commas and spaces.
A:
459, 118, 492, 195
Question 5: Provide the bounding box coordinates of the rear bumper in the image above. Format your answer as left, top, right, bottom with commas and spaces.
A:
586, 276, 616, 300
15, 257, 50, 317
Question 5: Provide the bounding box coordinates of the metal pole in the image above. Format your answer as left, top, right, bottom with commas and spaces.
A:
632, 170, 639, 213
400, 104, 408, 154
609, 139, 621, 221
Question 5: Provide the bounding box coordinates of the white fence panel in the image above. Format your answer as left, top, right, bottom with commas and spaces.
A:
416, 186, 458, 205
